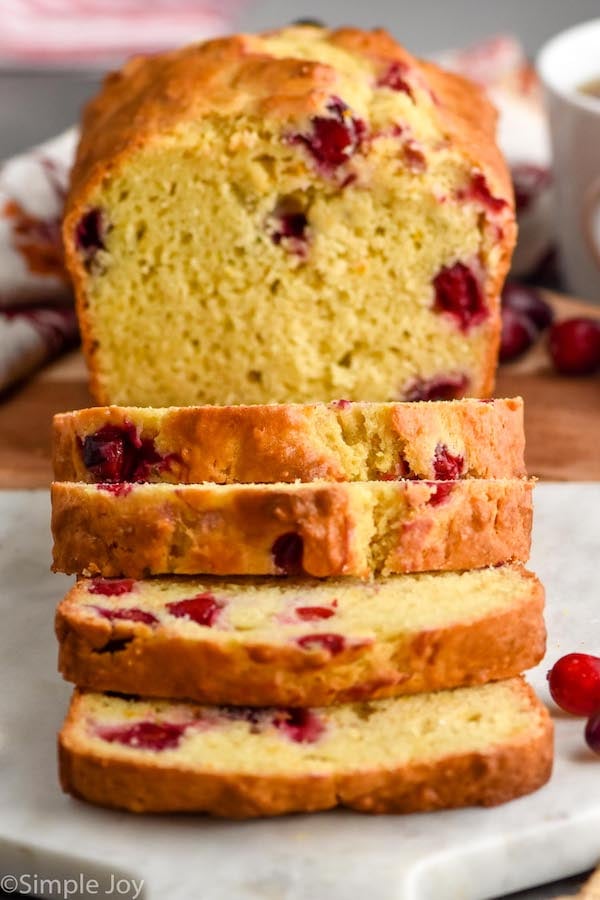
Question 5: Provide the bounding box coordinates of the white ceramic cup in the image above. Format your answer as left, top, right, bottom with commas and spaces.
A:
537, 19, 600, 302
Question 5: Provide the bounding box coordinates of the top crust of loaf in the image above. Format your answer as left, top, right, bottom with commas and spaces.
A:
66, 27, 512, 209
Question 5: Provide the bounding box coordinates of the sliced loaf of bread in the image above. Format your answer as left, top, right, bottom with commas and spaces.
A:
59, 679, 553, 816
51, 479, 533, 578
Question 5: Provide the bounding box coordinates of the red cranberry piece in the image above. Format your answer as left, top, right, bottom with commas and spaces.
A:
75, 208, 105, 259
547, 653, 600, 716
272, 532, 304, 575
96, 482, 133, 497
296, 605, 336, 621
511, 164, 551, 214
293, 97, 365, 169
274, 708, 325, 743
97, 720, 187, 750
296, 633, 345, 654
81, 423, 137, 482
404, 373, 469, 402
331, 398, 352, 409
271, 212, 308, 246
380, 456, 413, 481
426, 482, 454, 506
433, 444, 464, 480
549, 318, 600, 376
166, 592, 223, 627
377, 62, 414, 99
89, 577, 135, 597
502, 282, 554, 331
585, 710, 600, 755
499, 306, 539, 363
433, 263, 487, 332
462, 173, 508, 214
95, 606, 158, 626
80, 422, 176, 482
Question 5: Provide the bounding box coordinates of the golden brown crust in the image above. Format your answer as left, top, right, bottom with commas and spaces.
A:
50, 479, 533, 578
56, 568, 545, 705
52, 398, 526, 484
62, 26, 515, 404
58, 682, 553, 816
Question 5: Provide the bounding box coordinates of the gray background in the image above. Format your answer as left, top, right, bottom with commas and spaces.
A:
0, 1, 598, 898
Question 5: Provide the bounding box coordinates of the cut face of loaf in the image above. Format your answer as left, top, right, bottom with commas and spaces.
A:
59, 679, 553, 816
51, 479, 533, 578
53, 397, 525, 484
56, 564, 545, 706
63, 26, 516, 406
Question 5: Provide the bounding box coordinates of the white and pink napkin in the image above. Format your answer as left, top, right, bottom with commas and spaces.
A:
0, 26, 556, 393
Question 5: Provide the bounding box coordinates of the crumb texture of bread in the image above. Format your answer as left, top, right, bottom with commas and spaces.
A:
50, 479, 533, 578
52, 397, 526, 484
63, 25, 516, 406
58, 678, 553, 816
56, 564, 545, 705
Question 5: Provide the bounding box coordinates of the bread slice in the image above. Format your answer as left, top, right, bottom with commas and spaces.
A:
51, 478, 533, 578
56, 565, 545, 706
58, 678, 553, 817
52, 398, 525, 485
62, 26, 516, 407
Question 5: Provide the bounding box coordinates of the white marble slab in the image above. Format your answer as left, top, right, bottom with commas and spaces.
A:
0, 485, 599, 900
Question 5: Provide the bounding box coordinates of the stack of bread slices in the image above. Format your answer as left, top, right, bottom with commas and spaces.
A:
51, 397, 553, 817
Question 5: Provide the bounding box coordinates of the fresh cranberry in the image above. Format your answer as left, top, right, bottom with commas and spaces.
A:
95, 606, 158, 626
585, 710, 600, 755
296, 605, 336, 620
292, 97, 365, 169
511, 164, 551, 214
88, 578, 135, 597
426, 482, 454, 506
272, 532, 304, 575
296, 633, 345, 654
79, 422, 176, 482
499, 306, 539, 363
502, 282, 554, 331
96, 482, 132, 497
97, 720, 187, 750
274, 708, 325, 743
433, 263, 487, 332
549, 318, 600, 376
547, 653, 600, 716
404, 373, 469, 402
433, 444, 464, 480
75, 207, 105, 260
377, 62, 414, 98
166, 592, 223, 627
461, 173, 507, 214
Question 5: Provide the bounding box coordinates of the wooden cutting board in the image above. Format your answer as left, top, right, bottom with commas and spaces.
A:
1, 290, 598, 488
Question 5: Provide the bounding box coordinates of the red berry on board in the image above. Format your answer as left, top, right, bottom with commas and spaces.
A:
502, 282, 554, 331
547, 653, 600, 716
549, 318, 600, 376
584, 710, 600, 755
499, 306, 539, 363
